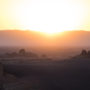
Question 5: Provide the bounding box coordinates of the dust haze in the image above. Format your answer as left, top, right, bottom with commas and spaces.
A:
0, 30, 90, 90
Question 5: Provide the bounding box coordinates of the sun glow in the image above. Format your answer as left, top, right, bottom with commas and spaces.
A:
0, 0, 89, 34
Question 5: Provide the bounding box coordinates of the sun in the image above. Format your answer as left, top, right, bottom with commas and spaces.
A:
35, 29, 63, 34
10, 0, 86, 34
43, 30, 59, 34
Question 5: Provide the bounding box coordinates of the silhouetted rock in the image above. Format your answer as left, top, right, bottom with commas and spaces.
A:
19, 49, 26, 56
81, 49, 87, 56
88, 50, 90, 56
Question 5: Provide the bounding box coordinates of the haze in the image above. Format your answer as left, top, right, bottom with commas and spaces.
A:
0, 30, 90, 47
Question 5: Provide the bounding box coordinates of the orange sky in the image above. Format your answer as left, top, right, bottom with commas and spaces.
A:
0, 0, 90, 33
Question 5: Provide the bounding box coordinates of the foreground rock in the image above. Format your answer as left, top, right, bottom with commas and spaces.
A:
0, 63, 3, 90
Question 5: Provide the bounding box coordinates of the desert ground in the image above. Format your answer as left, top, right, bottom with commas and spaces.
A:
0, 47, 90, 90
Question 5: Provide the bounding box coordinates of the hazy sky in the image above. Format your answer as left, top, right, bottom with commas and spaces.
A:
0, 0, 90, 33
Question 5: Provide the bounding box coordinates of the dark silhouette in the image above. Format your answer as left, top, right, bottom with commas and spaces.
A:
81, 49, 87, 56
88, 50, 90, 56
19, 49, 26, 55
1, 48, 90, 90
0, 63, 3, 90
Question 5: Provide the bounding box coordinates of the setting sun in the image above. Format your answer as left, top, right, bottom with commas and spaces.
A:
0, 1, 90, 89
12, 0, 86, 33
0, 0, 90, 33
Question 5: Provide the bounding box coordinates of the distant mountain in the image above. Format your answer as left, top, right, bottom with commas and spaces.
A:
0, 30, 90, 47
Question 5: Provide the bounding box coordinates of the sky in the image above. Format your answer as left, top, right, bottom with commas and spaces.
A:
0, 0, 90, 33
